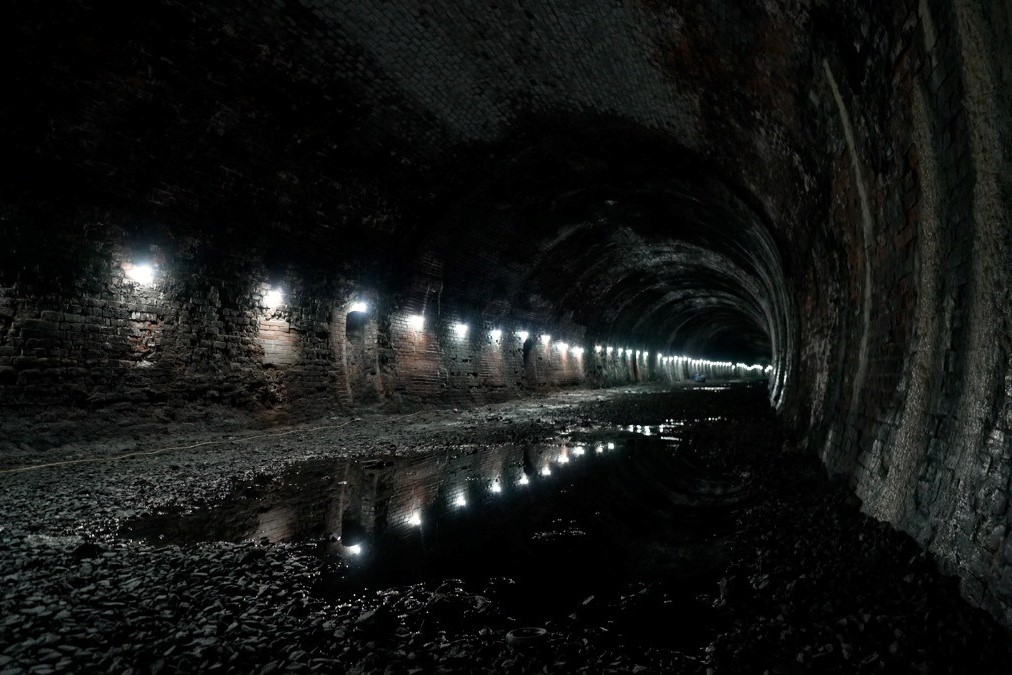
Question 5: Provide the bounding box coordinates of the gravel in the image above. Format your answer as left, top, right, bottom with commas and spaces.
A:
2, 383, 1010, 672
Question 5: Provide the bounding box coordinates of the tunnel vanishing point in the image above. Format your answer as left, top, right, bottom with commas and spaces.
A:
2, 0, 1012, 628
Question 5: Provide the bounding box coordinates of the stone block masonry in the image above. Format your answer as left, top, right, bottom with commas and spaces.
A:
794, 0, 1012, 627
0, 247, 761, 449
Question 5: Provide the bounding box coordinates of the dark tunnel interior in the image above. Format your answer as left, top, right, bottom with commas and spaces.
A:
2, 0, 1012, 671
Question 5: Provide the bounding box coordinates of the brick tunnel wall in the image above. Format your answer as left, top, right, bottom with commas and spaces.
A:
4, 0, 1012, 626
3, 0, 777, 452
790, 0, 1012, 624
0, 247, 762, 448
0, 254, 584, 446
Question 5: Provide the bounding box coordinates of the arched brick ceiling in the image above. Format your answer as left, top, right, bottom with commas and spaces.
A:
6, 0, 821, 366
10, 0, 1012, 627
425, 127, 788, 362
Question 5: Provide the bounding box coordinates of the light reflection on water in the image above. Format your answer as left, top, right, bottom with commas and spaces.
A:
121, 433, 639, 558
118, 417, 745, 645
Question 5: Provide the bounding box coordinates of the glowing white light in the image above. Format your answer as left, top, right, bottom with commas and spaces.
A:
594, 345, 602, 353
407, 314, 425, 331
349, 301, 368, 313
519, 475, 530, 486
264, 288, 284, 309
558, 454, 570, 464
540, 466, 552, 476
540, 334, 551, 346
454, 494, 467, 507
347, 544, 362, 556
643, 426, 652, 436
573, 446, 586, 456
625, 349, 633, 356
125, 263, 155, 285
556, 341, 569, 352
490, 328, 502, 341
408, 511, 422, 527
453, 323, 469, 338
635, 350, 640, 357
595, 444, 604, 453
607, 442, 616, 450
572, 346, 585, 357
491, 480, 502, 493
517, 330, 530, 342
606, 346, 614, 355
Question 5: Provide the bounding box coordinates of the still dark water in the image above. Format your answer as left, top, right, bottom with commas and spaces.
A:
122, 421, 748, 648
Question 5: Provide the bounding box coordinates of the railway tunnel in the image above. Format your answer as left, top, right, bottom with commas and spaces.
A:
2, 0, 1012, 671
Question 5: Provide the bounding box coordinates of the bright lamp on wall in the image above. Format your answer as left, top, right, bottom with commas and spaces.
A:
264, 288, 284, 309
125, 263, 155, 285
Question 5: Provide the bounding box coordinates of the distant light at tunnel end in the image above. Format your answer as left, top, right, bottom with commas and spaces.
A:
349, 301, 368, 313
407, 314, 425, 331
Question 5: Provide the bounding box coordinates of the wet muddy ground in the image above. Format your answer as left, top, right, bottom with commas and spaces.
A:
2, 383, 1010, 672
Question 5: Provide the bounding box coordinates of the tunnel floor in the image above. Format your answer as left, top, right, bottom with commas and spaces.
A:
2, 385, 1011, 673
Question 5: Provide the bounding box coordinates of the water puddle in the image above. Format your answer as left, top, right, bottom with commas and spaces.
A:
122, 425, 749, 647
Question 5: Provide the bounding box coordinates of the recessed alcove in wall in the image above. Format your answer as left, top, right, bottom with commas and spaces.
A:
522, 337, 536, 386
346, 310, 368, 343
